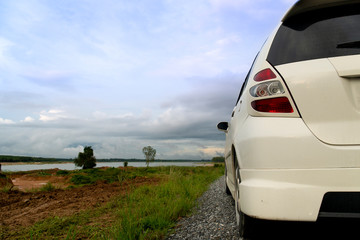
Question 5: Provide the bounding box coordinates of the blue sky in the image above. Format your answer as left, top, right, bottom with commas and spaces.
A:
0, 0, 296, 159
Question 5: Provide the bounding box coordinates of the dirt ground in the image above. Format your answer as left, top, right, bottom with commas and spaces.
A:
0, 169, 160, 230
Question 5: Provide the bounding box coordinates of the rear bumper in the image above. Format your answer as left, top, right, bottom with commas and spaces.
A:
234, 116, 360, 221
239, 168, 360, 221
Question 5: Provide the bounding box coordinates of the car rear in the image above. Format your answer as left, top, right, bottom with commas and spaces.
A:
237, 0, 360, 222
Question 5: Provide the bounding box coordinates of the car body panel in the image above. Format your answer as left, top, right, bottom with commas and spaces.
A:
240, 168, 360, 221
221, 0, 360, 223
329, 55, 360, 78
276, 57, 360, 145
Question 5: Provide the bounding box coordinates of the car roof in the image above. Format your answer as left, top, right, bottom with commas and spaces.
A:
282, 0, 360, 21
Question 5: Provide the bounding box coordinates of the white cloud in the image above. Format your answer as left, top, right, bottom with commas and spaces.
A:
39, 109, 67, 122
63, 145, 84, 156
0, 117, 15, 124
22, 116, 35, 123
199, 146, 224, 157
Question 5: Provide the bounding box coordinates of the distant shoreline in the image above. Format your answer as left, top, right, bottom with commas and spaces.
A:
0, 162, 73, 165
0, 160, 213, 166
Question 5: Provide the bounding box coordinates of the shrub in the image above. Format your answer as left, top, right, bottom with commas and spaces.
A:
1, 184, 13, 193
37, 171, 51, 176
56, 170, 70, 176
214, 163, 223, 168
40, 183, 57, 191
70, 174, 94, 185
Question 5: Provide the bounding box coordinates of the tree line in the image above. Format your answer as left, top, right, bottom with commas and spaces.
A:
0, 155, 70, 163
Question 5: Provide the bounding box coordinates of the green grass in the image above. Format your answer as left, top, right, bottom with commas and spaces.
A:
3, 166, 224, 240
56, 170, 70, 176
69, 167, 162, 186
0, 173, 13, 192
0, 183, 13, 193
39, 183, 57, 192
36, 171, 52, 176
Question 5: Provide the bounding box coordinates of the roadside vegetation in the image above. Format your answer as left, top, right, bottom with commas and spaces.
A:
0, 172, 13, 192
1, 165, 224, 239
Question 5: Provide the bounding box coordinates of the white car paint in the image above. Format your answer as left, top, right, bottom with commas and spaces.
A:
218, 0, 360, 238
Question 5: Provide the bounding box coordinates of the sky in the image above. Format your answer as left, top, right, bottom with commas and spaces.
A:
0, 0, 297, 160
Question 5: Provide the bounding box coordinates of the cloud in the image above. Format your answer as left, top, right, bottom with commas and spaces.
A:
0, 117, 15, 124
63, 145, 84, 157
0, 0, 294, 160
39, 109, 67, 122
199, 146, 224, 157
22, 116, 35, 123
0, 72, 239, 159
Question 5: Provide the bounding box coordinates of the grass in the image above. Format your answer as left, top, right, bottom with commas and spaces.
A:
39, 183, 57, 192
0, 183, 13, 193
69, 167, 161, 186
0, 173, 13, 192
3, 165, 224, 240
36, 171, 51, 176
55, 170, 70, 176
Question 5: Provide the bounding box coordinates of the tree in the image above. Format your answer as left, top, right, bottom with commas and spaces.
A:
74, 146, 96, 169
212, 156, 225, 162
142, 146, 156, 167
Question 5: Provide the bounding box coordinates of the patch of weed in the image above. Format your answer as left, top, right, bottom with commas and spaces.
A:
37, 171, 51, 176
70, 174, 94, 185
56, 170, 70, 176
0, 184, 13, 193
39, 183, 57, 191
214, 163, 224, 168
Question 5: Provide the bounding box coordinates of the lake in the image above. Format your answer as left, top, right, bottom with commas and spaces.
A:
1, 161, 206, 172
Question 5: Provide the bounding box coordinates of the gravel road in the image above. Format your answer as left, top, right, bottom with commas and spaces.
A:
166, 176, 360, 240
166, 176, 240, 240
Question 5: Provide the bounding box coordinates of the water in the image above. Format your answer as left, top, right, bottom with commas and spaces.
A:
1, 161, 204, 172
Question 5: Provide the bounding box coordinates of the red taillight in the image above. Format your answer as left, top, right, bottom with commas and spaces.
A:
254, 68, 276, 82
251, 97, 293, 113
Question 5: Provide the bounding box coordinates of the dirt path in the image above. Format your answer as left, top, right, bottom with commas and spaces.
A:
0, 170, 160, 230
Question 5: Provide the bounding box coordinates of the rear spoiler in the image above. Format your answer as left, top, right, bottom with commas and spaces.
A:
282, 0, 360, 21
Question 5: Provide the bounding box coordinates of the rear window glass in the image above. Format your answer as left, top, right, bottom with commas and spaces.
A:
267, 4, 360, 66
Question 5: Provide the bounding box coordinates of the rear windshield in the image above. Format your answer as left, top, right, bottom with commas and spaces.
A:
267, 4, 360, 66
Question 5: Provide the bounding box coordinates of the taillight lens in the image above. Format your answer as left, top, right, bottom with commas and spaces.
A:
254, 68, 276, 82
251, 97, 293, 113
250, 81, 285, 97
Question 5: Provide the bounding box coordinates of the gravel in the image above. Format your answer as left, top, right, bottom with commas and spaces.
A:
166, 176, 240, 240
166, 176, 360, 240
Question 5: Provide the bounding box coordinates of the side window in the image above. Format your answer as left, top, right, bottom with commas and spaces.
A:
235, 53, 258, 105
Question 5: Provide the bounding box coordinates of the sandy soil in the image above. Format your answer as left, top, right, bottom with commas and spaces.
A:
0, 169, 160, 231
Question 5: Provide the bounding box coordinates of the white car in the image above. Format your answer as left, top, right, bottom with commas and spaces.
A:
217, 0, 360, 238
